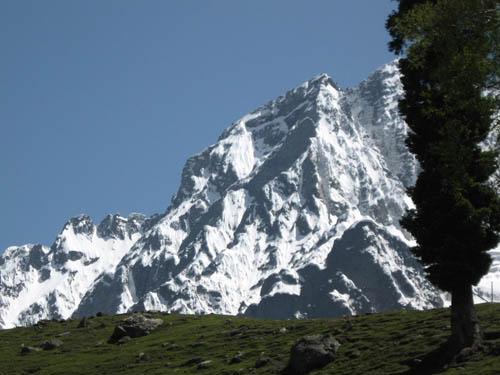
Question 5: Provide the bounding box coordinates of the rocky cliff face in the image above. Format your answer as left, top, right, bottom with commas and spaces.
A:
2, 61, 497, 328
74, 61, 441, 319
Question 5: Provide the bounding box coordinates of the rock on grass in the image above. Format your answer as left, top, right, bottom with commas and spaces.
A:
108, 314, 163, 343
40, 339, 63, 351
196, 360, 212, 369
285, 334, 340, 374
20, 346, 41, 355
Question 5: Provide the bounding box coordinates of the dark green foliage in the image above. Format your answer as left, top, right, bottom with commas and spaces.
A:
387, 0, 500, 293
1, 306, 500, 374
387, 0, 500, 352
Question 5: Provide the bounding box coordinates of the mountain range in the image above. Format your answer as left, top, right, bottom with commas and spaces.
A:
1, 61, 498, 329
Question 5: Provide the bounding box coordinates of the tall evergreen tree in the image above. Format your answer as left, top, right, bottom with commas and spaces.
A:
387, 0, 500, 353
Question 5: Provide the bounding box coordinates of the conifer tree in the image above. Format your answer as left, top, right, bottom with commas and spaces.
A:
387, 0, 500, 352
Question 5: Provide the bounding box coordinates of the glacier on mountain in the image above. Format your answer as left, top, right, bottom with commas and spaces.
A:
1, 61, 498, 328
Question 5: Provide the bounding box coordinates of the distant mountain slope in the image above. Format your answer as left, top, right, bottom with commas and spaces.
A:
2, 61, 498, 328
0, 214, 160, 327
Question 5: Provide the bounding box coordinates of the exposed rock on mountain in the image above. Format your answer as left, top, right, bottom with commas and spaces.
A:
0, 214, 152, 328
74, 61, 441, 319
2, 61, 498, 328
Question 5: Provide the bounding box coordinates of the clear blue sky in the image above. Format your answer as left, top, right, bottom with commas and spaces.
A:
1, 0, 396, 250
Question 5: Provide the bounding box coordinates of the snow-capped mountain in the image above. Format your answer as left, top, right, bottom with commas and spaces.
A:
0, 214, 159, 328
1, 61, 498, 328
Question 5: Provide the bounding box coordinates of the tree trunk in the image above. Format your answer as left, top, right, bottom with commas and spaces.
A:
449, 284, 482, 354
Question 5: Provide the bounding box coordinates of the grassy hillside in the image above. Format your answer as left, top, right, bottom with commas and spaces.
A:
1, 304, 499, 375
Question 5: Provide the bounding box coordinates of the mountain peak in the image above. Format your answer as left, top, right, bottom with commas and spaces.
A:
309, 72, 333, 85
66, 215, 94, 235
97, 213, 147, 240
97, 214, 127, 240
298, 72, 339, 95
1, 61, 497, 329
73, 60, 441, 319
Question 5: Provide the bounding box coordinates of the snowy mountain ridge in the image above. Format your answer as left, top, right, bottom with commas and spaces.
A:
0, 213, 161, 328
1, 61, 498, 328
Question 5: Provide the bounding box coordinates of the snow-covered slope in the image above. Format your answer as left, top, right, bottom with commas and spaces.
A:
0, 214, 157, 328
1, 61, 498, 328
74, 62, 444, 319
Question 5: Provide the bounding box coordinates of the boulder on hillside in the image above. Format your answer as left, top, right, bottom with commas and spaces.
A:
40, 339, 63, 350
20, 345, 41, 355
285, 334, 340, 374
196, 360, 212, 369
255, 352, 271, 368
108, 314, 163, 343
228, 351, 244, 364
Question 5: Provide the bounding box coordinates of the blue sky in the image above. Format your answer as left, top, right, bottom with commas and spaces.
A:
1, 0, 396, 250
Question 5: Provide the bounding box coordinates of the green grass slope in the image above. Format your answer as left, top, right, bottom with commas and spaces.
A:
1, 304, 499, 375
